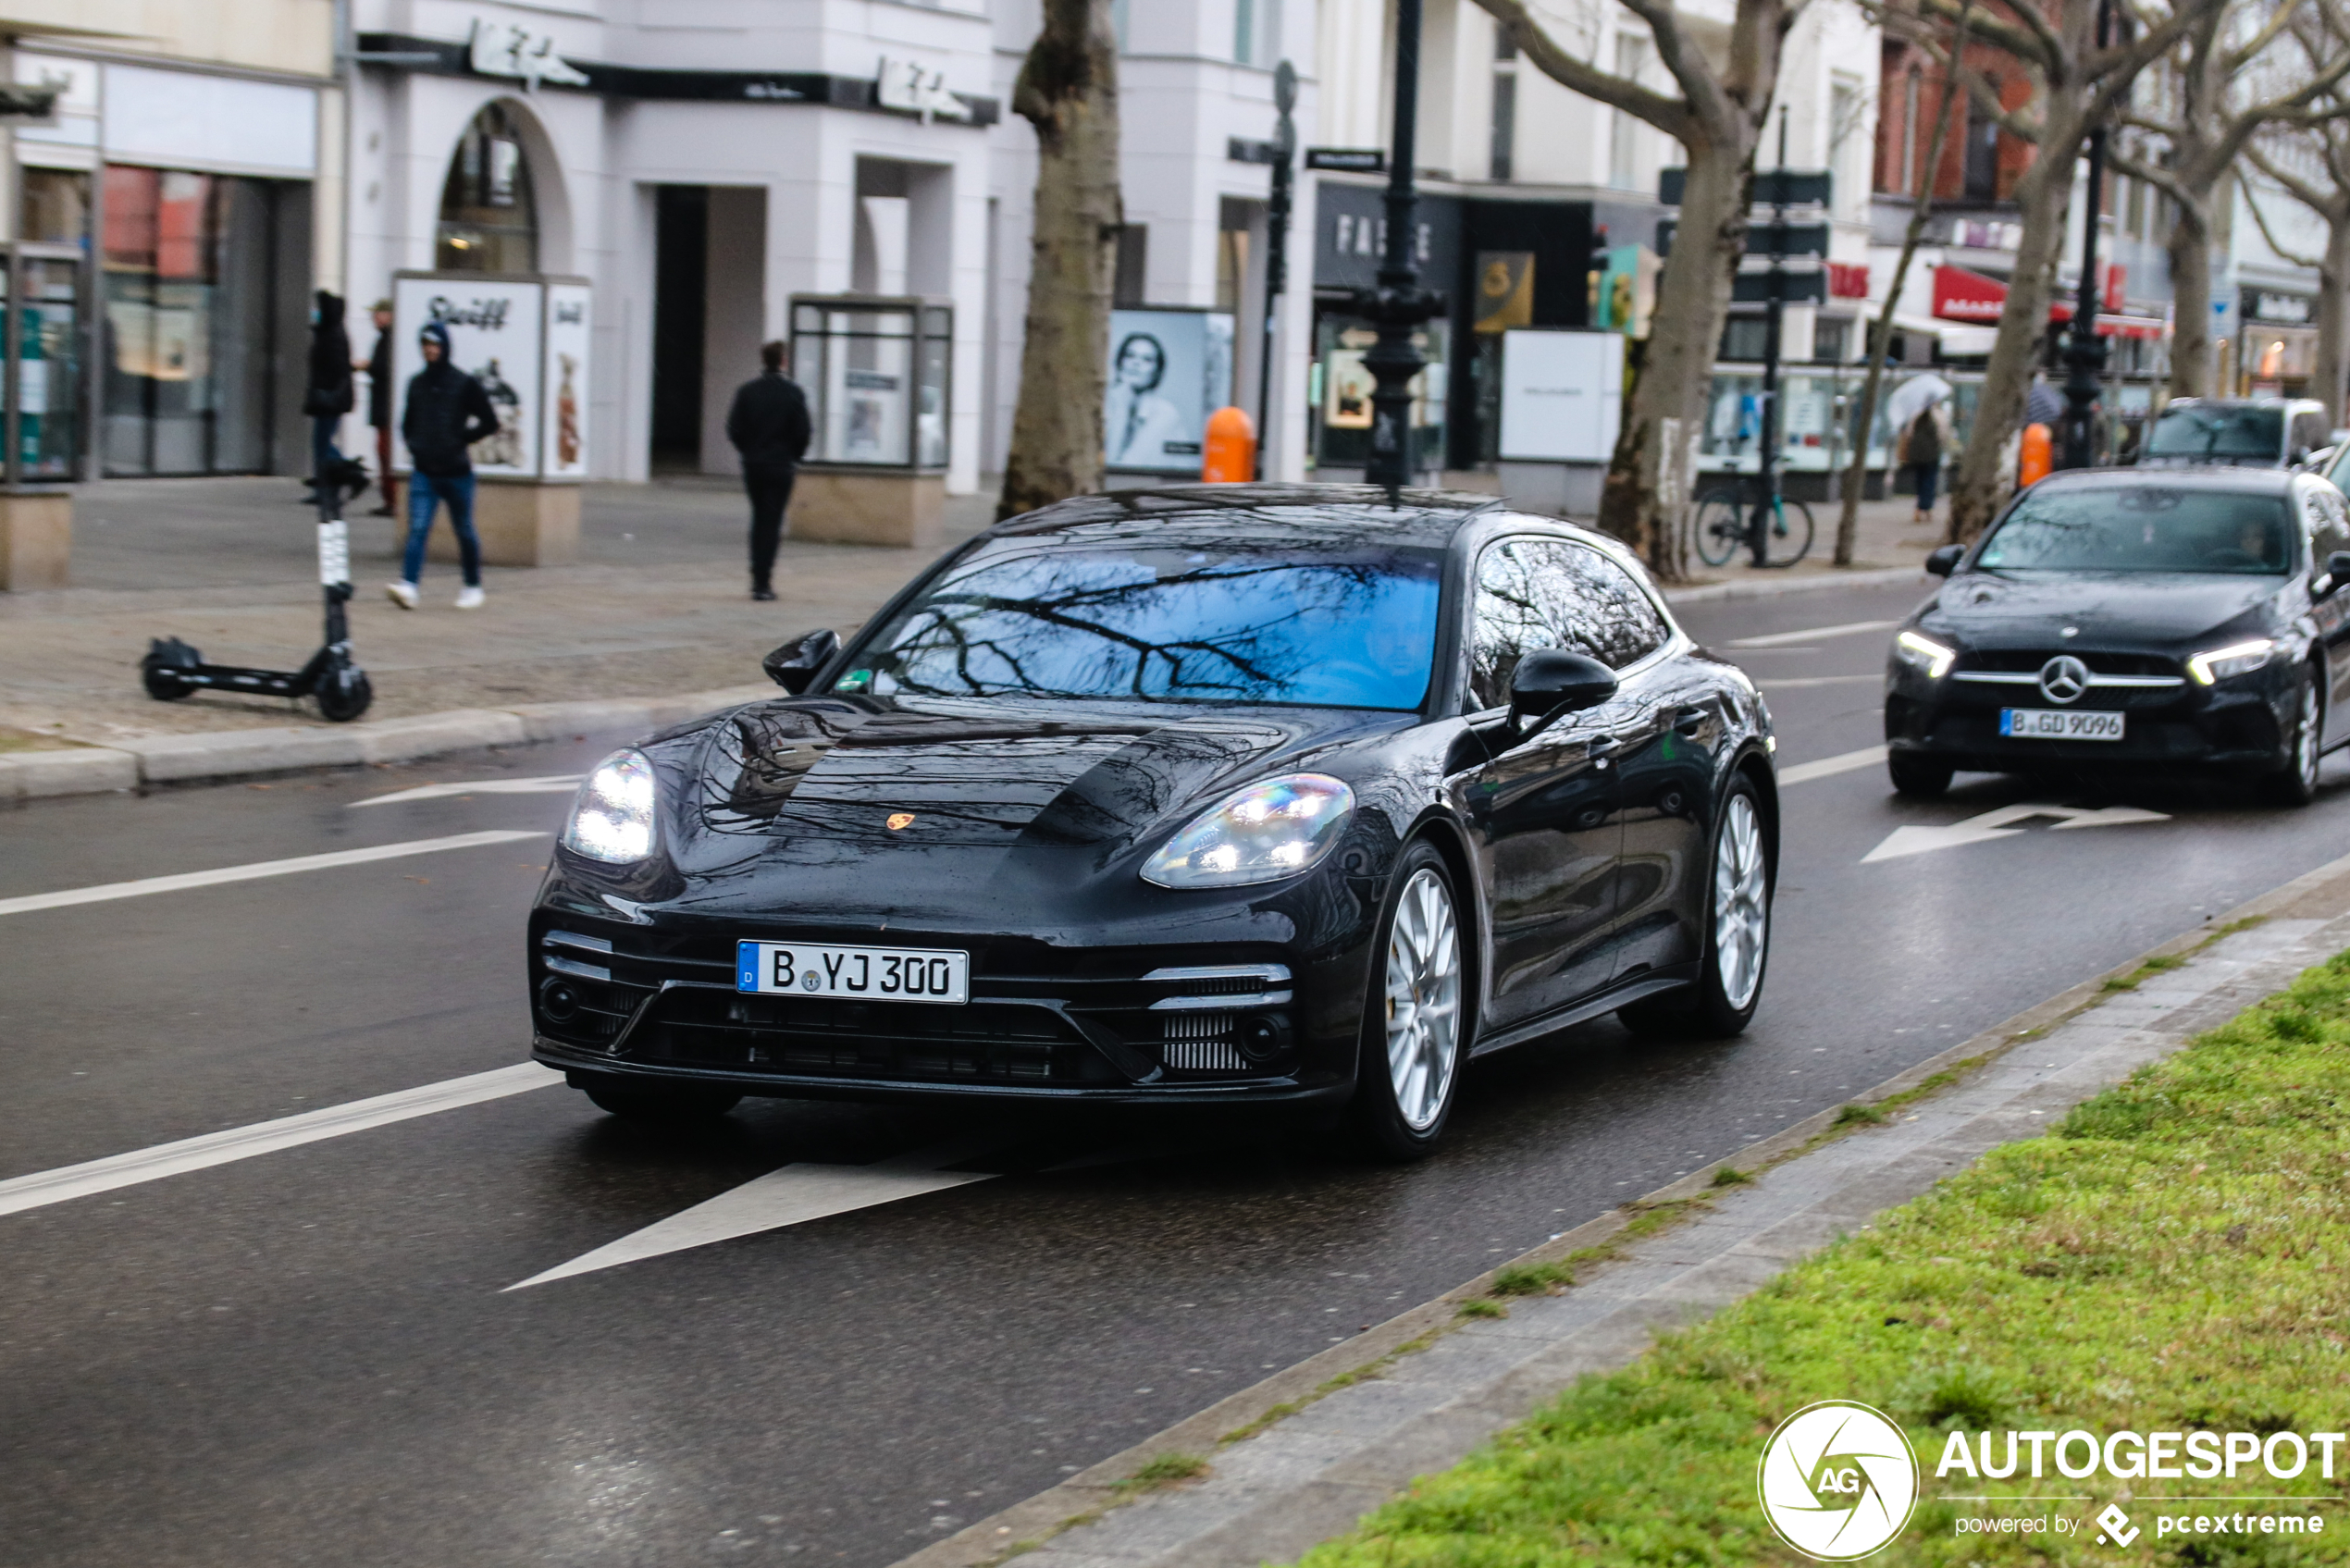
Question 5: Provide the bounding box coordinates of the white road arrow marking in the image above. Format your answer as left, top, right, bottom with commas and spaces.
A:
353, 775, 582, 807
503, 1135, 1009, 1290
1861, 802, 2169, 863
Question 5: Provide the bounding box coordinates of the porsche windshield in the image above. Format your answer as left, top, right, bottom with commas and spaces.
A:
835, 540, 1446, 709
1975, 487, 2294, 574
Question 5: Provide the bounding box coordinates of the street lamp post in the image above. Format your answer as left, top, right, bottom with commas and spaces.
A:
1255, 59, 1298, 481
2059, 0, 2116, 470
1355, 0, 1443, 497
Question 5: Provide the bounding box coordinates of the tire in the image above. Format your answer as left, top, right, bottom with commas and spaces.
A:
1347, 842, 1468, 1162
2261, 666, 2323, 807
141, 639, 200, 702
576, 1073, 743, 1126
315, 665, 374, 723
1618, 776, 1772, 1039
1763, 497, 1816, 568
1693, 490, 1745, 567
1886, 751, 1954, 798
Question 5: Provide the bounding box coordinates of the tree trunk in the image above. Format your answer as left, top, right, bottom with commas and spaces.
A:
1599, 133, 1752, 580
1948, 147, 2079, 542
2318, 214, 2350, 426
2165, 200, 2217, 400
996, 0, 1121, 521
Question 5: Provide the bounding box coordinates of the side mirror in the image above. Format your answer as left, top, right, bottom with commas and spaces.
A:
2324, 551, 2350, 599
1508, 649, 1618, 738
1925, 544, 1964, 577
762, 627, 842, 694
2292, 447, 2314, 469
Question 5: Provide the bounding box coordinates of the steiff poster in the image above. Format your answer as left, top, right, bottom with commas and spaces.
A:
540, 282, 591, 479
390, 274, 544, 477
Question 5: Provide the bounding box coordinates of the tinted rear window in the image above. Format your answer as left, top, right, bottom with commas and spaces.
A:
1976, 487, 2294, 574
2145, 404, 2283, 461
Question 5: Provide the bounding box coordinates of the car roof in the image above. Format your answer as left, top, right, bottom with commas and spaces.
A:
985, 483, 1510, 549
2025, 466, 2303, 497
2158, 397, 2322, 411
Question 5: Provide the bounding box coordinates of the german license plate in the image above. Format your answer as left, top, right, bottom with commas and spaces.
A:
2000, 709, 2125, 741
735, 941, 970, 1004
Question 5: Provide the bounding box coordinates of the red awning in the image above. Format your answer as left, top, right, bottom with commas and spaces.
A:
1936, 265, 2168, 339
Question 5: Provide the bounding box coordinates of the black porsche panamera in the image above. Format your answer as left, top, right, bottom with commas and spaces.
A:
528, 486, 1778, 1157
1886, 468, 2350, 804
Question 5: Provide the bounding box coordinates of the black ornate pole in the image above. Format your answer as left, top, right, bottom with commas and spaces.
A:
1255, 59, 1298, 481
2059, 0, 2115, 469
1357, 0, 1442, 497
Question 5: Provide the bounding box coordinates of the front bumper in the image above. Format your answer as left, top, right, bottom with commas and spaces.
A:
525, 909, 1372, 1107
1884, 656, 2293, 775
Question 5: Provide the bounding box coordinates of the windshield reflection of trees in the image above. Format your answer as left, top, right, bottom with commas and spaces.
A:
1982, 491, 2291, 574
864, 546, 1441, 708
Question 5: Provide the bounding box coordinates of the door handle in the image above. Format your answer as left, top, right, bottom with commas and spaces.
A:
1673, 705, 1707, 735
1588, 735, 1622, 769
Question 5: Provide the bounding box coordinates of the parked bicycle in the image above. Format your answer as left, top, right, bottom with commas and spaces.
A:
1692, 482, 1816, 568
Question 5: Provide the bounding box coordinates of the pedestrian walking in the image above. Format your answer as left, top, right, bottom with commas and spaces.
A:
724, 340, 812, 601
362, 299, 399, 517
303, 290, 353, 502
1897, 398, 1949, 530
390, 322, 497, 611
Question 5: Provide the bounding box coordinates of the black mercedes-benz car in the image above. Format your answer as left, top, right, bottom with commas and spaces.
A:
1886, 467, 2350, 803
528, 486, 1777, 1157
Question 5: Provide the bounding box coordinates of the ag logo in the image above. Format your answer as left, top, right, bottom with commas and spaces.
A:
1757, 1401, 1919, 1561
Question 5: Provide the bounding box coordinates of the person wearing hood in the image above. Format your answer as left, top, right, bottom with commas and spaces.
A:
303, 290, 354, 501
392, 322, 498, 611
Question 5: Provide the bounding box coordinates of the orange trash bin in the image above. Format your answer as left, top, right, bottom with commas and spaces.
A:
2019, 422, 2053, 487
1201, 405, 1256, 482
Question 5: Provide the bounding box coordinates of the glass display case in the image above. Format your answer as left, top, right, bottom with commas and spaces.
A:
791, 295, 952, 470
2, 243, 84, 484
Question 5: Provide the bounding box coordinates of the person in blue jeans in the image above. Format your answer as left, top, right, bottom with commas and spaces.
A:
390, 322, 498, 610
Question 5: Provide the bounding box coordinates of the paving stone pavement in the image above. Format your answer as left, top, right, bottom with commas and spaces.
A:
897, 868, 2350, 1568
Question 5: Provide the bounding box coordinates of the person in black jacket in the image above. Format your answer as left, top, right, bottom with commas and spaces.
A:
391, 322, 499, 611
363, 300, 398, 517
303, 290, 353, 501
724, 340, 812, 600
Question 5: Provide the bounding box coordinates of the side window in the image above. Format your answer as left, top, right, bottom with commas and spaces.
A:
1469, 537, 1670, 708
2310, 487, 2350, 563
2296, 410, 2331, 459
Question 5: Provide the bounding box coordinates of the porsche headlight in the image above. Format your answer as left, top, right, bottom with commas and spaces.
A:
1142, 774, 1355, 889
2186, 638, 2276, 685
1894, 630, 1957, 679
563, 749, 659, 863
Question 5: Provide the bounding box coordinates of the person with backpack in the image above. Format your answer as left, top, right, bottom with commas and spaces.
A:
390, 322, 498, 611
1898, 398, 1949, 531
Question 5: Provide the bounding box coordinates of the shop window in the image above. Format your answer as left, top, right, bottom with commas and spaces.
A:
1114, 225, 1148, 307
1490, 72, 1516, 181
1610, 36, 1648, 191
1720, 315, 1769, 361
1813, 316, 1850, 363
438, 104, 538, 272
1234, 0, 1282, 64
21, 167, 91, 246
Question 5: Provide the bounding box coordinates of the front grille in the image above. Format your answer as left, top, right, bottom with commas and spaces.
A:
1160, 1011, 1246, 1072
1958, 648, 2181, 677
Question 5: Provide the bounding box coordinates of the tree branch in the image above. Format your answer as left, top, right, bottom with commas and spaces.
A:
2241, 175, 2329, 266
1468, 0, 1700, 141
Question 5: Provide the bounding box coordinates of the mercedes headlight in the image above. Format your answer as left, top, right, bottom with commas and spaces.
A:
563, 749, 659, 863
1893, 630, 1957, 679
1142, 774, 1354, 889
2186, 638, 2276, 685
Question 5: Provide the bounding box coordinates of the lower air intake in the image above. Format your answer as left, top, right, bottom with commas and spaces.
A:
1160, 1011, 1245, 1072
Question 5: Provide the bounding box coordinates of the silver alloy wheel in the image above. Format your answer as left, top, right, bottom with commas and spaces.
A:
2297, 677, 2322, 793
1383, 867, 1463, 1132
1713, 793, 1769, 1011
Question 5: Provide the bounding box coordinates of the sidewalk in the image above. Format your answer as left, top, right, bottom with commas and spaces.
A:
0, 475, 1936, 754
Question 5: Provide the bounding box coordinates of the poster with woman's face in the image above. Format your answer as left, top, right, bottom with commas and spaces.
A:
1104, 308, 1236, 474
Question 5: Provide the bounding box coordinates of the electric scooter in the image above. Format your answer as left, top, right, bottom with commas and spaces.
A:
141, 457, 377, 722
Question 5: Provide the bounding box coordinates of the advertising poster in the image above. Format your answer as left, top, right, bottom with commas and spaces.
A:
539, 281, 591, 479
390, 274, 544, 477
1104, 307, 1235, 474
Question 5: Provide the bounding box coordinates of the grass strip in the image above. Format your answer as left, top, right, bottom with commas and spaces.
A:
1294, 948, 2350, 1566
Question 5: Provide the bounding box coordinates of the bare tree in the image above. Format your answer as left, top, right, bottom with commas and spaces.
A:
1837, 5, 1974, 564
1472, 0, 1801, 579
2244, 123, 2350, 420
2104, 0, 2350, 401
997, 0, 1122, 521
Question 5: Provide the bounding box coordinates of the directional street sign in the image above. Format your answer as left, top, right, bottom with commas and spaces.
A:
1658, 167, 1833, 208
1656, 219, 1829, 259
1861, 802, 2170, 863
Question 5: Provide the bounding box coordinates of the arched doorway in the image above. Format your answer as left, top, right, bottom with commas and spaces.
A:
438, 104, 538, 271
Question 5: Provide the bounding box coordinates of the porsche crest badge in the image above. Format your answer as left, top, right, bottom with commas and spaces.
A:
886, 812, 917, 831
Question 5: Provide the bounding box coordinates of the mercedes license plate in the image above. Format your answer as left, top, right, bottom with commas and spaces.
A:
2000, 709, 2124, 741
735, 941, 970, 1004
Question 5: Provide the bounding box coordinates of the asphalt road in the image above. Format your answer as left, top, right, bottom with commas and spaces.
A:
7, 575, 2349, 1568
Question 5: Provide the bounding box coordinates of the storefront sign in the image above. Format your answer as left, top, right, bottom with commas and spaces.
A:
1313, 181, 1457, 293
1498, 329, 1622, 463
1104, 307, 1236, 475
1932, 265, 2007, 323
2245, 288, 2314, 325
467, 19, 589, 92
876, 57, 971, 123
1827, 261, 1870, 299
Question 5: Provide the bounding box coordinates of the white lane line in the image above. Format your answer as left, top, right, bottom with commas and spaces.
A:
0, 830, 548, 918
1726, 618, 1901, 648
1759, 674, 1882, 689
0, 1063, 563, 1219
353, 776, 581, 807
504, 1135, 1008, 1290
1778, 745, 1888, 785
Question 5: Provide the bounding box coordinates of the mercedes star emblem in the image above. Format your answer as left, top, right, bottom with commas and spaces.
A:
2038, 654, 2091, 704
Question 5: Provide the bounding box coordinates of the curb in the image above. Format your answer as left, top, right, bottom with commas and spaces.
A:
0, 685, 776, 801
1662, 562, 1927, 604
887, 846, 2350, 1568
